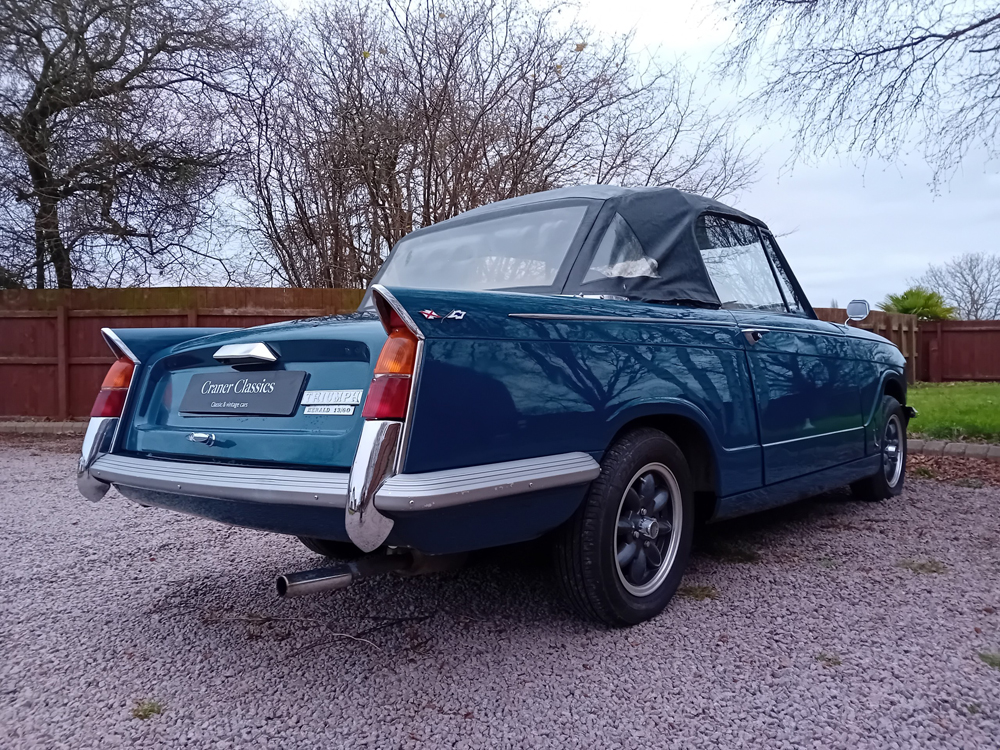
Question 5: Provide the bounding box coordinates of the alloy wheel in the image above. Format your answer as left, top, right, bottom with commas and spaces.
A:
614, 462, 683, 597
883, 413, 903, 488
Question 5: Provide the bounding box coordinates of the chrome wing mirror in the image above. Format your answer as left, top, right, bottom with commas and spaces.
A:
845, 299, 870, 323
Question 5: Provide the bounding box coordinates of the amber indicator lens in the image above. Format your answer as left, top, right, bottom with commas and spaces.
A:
374, 330, 417, 375
101, 358, 134, 389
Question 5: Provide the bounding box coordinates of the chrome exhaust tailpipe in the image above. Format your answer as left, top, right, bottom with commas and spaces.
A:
276, 552, 413, 598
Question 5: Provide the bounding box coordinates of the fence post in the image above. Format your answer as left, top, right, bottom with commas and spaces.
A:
56, 304, 68, 420
929, 338, 941, 383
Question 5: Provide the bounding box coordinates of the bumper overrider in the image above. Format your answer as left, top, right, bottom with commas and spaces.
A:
78, 420, 599, 551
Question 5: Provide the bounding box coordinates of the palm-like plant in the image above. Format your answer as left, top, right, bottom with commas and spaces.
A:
878, 287, 957, 320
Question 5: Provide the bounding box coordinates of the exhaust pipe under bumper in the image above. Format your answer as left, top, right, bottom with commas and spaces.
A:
276, 552, 414, 598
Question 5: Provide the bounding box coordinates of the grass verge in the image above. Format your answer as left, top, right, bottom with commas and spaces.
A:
908, 382, 1000, 443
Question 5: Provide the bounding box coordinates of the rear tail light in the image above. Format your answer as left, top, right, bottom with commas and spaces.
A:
90, 357, 135, 417
362, 328, 418, 420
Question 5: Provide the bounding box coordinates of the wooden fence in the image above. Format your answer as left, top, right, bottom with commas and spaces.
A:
0, 287, 364, 420
918, 320, 1000, 382
814, 307, 919, 384
2, 289, 995, 420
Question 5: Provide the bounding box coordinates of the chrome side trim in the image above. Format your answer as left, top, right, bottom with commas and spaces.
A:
762, 425, 864, 448
740, 323, 847, 338
89, 454, 349, 508
101, 328, 140, 364
77, 416, 118, 501
346, 420, 401, 552
375, 452, 601, 512
370, 284, 425, 340
508, 313, 734, 327
213, 342, 277, 362
724, 444, 759, 452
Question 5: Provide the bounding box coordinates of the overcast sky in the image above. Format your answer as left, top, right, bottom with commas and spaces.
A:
579, 0, 1000, 309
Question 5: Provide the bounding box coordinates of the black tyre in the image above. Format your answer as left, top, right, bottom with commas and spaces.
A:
297, 536, 362, 559
554, 428, 695, 627
851, 395, 907, 502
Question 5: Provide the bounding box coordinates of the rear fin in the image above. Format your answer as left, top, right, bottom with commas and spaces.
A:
101, 327, 234, 364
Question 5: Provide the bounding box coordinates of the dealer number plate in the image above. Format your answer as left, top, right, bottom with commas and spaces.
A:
179, 371, 308, 416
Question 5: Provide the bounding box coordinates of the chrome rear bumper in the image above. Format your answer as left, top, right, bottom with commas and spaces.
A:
89, 453, 350, 508
79, 411, 600, 549
84, 449, 599, 514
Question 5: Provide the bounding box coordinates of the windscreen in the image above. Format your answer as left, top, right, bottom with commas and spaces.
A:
372, 204, 589, 293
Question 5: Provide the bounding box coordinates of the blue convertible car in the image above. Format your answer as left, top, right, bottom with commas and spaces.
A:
77, 186, 911, 625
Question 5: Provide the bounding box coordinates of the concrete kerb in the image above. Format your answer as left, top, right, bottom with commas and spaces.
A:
0, 421, 87, 436
909, 438, 1000, 463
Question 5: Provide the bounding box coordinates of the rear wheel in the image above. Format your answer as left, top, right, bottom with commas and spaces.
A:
851, 395, 907, 502
554, 428, 694, 627
297, 537, 362, 559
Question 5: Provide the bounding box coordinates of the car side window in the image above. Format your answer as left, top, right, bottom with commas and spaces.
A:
584, 213, 659, 283
695, 214, 787, 312
761, 233, 805, 315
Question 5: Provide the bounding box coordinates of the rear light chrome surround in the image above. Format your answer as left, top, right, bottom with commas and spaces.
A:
366, 284, 425, 474
346, 285, 426, 551
77, 328, 141, 502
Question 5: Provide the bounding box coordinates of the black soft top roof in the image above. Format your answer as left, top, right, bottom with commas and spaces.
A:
442, 185, 770, 307
460, 184, 766, 228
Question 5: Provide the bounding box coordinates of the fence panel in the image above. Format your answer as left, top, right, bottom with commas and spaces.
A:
0, 287, 365, 420
918, 320, 1000, 382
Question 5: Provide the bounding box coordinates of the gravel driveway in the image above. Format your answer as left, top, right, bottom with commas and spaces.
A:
2, 437, 999, 749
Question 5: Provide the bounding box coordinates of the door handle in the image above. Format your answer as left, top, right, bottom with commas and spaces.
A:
742, 328, 769, 345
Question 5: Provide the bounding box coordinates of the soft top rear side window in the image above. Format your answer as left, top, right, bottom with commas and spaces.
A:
583, 213, 658, 283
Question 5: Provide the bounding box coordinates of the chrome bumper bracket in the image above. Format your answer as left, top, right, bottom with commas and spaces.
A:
77, 417, 118, 502
345, 420, 401, 552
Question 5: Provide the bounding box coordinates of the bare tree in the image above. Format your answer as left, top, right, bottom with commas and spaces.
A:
720, 0, 1000, 176
918, 253, 1000, 320
233, 0, 758, 288
0, 0, 263, 288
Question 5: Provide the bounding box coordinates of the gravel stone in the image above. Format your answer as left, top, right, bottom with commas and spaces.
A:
2, 437, 999, 749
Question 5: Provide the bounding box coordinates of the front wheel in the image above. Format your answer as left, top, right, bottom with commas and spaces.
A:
554, 428, 694, 627
851, 395, 907, 502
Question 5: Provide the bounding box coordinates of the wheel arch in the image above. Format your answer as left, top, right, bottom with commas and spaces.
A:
883, 373, 906, 405
603, 402, 721, 524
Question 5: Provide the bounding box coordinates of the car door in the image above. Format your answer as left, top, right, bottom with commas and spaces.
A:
695, 215, 866, 485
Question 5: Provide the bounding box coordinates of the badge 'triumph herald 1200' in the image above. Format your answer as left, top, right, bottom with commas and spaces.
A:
419, 309, 466, 320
